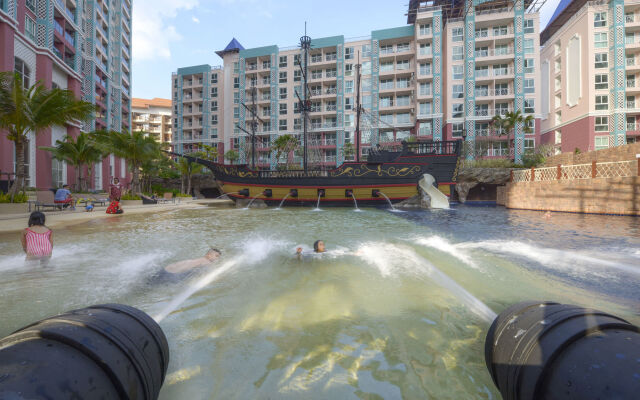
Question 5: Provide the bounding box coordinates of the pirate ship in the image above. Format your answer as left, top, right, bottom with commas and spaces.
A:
181, 30, 461, 206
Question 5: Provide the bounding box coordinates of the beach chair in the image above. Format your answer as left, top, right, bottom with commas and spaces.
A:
141, 195, 158, 205
34, 191, 61, 211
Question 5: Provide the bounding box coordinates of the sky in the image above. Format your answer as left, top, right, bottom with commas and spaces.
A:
131, 0, 562, 100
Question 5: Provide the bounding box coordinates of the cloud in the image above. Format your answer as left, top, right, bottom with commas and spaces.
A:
132, 0, 199, 61
192, 16, 200, 23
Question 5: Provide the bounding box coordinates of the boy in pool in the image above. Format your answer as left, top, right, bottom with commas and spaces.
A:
150, 248, 222, 284
296, 240, 326, 260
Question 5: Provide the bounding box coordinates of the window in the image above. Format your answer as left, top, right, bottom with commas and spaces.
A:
279, 103, 287, 115
233, 91, 239, 104
419, 63, 431, 75
234, 107, 239, 119
524, 19, 534, 34
211, 101, 218, 111
362, 44, 371, 58
419, 122, 432, 136
595, 74, 608, 90
452, 46, 463, 61
452, 65, 463, 80
211, 115, 218, 125
345, 97, 353, 110
233, 77, 239, 88
380, 79, 394, 90
279, 55, 287, 68
326, 68, 337, 77
24, 16, 36, 42
279, 87, 287, 100
452, 27, 463, 42
262, 60, 271, 69
233, 62, 239, 74
419, 102, 431, 115
452, 84, 463, 98
419, 43, 432, 56
380, 114, 393, 124
211, 73, 218, 84
294, 118, 302, 129
396, 60, 409, 70
262, 121, 271, 132
452, 103, 463, 118
397, 113, 410, 124
294, 54, 300, 65
294, 70, 301, 82
345, 47, 354, 60
14, 57, 30, 88
211, 87, 218, 97
262, 106, 271, 116
524, 99, 535, 114
476, 66, 488, 77
396, 77, 410, 89
595, 95, 608, 110
594, 32, 607, 48
381, 61, 394, 72
279, 71, 287, 84
452, 123, 464, 137
524, 39, 534, 54
594, 12, 606, 28
595, 53, 608, 69
420, 24, 431, 35
419, 82, 431, 96
211, 128, 218, 139
595, 116, 608, 132
524, 79, 535, 94
475, 27, 488, 38
396, 42, 410, 53
344, 80, 354, 94
524, 59, 534, 74
345, 63, 353, 76
380, 96, 392, 107
524, 139, 535, 153
595, 136, 609, 150
554, 58, 561, 73
279, 119, 287, 131
396, 95, 410, 106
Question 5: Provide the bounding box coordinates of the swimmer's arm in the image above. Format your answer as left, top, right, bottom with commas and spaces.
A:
20, 230, 27, 253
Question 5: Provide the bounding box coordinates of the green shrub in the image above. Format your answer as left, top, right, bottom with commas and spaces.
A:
175, 193, 192, 197
0, 192, 29, 203
460, 159, 517, 169
120, 193, 141, 200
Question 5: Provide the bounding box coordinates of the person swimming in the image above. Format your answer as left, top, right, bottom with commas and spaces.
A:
296, 240, 326, 260
151, 248, 222, 283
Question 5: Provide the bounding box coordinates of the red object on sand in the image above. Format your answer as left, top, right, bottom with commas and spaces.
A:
106, 201, 123, 214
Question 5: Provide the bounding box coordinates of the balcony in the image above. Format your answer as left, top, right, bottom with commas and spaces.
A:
55, 0, 76, 23
475, 28, 514, 40
474, 48, 514, 59
627, 122, 640, 131
325, 105, 337, 111
325, 71, 337, 79
493, 88, 513, 96
54, 20, 64, 36
475, 108, 512, 117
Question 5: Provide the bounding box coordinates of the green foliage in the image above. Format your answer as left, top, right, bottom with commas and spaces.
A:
120, 193, 141, 200
521, 144, 556, 168
459, 159, 520, 169
175, 193, 192, 198
272, 134, 299, 167
342, 142, 355, 160
574, 147, 581, 154
0, 71, 95, 197
0, 192, 28, 203
224, 149, 239, 164
490, 110, 534, 161
150, 184, 179, 196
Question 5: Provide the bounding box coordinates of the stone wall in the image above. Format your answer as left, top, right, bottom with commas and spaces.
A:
502, 176, 640, 216
543, 143, 640, 167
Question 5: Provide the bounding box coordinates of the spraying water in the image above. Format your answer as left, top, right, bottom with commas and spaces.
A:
358, 242, 497, 322
350, 193, 361, 211
377, 191, 396, 211
414, 236, 480, 270
276, 193, 292, 209
312, 193, 322, 211
214, 192, 238, 200
244, 195, 260, 209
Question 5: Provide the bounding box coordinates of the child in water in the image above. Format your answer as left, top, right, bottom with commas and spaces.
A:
20, 211, 53, 260
296, 240, 326, 260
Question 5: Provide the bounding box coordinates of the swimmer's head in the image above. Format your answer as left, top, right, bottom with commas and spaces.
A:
313, 240, 325, 253
205, 248, 222, 260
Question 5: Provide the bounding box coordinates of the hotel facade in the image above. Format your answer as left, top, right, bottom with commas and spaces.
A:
540, 0, 639, 152
173, 1, 543, 166
132, 98, 172, 145
0, 0, 132, 191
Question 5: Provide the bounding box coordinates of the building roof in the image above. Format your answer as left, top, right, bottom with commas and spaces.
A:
540, 0, 588, 45
131, 97, 172, 109
216, 38, 244, 58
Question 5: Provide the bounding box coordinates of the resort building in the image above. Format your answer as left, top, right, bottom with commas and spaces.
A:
540, 0, 638, 152
132, 98, 173, 145
0, 0, 132, 191
172, 1, 543, 165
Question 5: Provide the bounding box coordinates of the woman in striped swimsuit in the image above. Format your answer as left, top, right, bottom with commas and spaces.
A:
20, 211, 53, 260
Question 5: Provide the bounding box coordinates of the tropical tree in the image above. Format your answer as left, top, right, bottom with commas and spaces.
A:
176, 156, 204, 195
272, 134, 299, 169
200, 144, 218, 162
39, 131, 105, 192
224, 149, 239, 165
342, 142, 355, 161
93, 130, 162, 194
0, 72, 94, 199
490, 110, 534, 161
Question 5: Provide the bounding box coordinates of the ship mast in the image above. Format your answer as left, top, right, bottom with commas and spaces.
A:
299, 24, 311, 172
355, 52, 362, 162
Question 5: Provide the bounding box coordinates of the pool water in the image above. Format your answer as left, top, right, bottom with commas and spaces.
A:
0, 205, 638, 399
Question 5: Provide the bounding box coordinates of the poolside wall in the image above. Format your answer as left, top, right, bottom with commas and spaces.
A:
499, 176, 640, 216
543, 143, 640, 167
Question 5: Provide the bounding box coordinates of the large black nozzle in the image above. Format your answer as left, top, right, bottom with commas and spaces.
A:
289, 189, 298, 198
317, 189, 325, 197
485, 301, 640, 400
372, 189, 381, 198
238, 188, 250, 197
345, 189, 353, 197
263, 189, 272, 197
0, 304, 169, 399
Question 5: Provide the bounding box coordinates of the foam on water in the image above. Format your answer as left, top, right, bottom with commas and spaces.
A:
413, 235, 480, 270
459, 240, 640, 278
357, 242, 496, 322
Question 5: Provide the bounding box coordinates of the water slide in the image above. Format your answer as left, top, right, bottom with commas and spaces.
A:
419, 174, 450, 209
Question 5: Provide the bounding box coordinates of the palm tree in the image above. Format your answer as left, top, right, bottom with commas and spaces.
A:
93, 130, 162, 194
39, 132, 105, 192
0, 72, 95, 199
176, 157, 204, 195
490, 110, 533, 161
224, 149, 239, 165
272, 134, 299, 169
342, 142, 355, 161
200, 144, 218, 162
